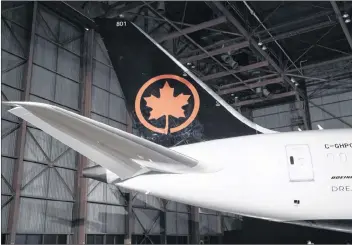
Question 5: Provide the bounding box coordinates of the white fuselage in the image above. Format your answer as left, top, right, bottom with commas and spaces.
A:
117, 129, 352, 222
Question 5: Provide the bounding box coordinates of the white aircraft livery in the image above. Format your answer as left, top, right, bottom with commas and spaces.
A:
3, 18, 352, 234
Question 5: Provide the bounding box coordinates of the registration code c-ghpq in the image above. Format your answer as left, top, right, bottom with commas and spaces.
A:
116, 21, 127, 27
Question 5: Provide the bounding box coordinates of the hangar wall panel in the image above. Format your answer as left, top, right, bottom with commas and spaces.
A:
252, 94, 352, 132
1, 2, 31, 234
304, 60, 352, 129
309, 91, 352, 129
17, 4, 80, 235
2, 3, 80, 242
252, 102, 304, 132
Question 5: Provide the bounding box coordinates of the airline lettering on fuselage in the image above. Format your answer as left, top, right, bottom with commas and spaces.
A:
331, 186, 352, 192
324, 143, 352, 149
331, 176, 352, 179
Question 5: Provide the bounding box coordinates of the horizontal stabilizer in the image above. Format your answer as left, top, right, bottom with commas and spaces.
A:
4, 102, 220, 181
83, 165, 121, 184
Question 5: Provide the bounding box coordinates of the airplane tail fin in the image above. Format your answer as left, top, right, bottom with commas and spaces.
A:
95, 18, 275, 147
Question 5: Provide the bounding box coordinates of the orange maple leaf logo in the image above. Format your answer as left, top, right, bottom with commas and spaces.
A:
143, 82, 190, 134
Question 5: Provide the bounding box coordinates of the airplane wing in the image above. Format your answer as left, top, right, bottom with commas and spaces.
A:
4, 101, 219, 181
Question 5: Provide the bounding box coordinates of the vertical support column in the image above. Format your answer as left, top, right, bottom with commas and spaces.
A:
218, 214, 224, 243
159, 200, 167, 244
303, 97, 312, 130
189, 206, 200, 244
294, 78, 312, 130
74, 28, 94, 245
7, 2, 38, 244
125, 114, 133, 245
294, 92, 309, 130
301, 81, 312, 130
124, 192, 133, 244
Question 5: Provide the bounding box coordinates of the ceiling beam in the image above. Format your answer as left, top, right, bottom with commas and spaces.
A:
103, 1, 146, 18
219, 2, 351, 127
213, 2, 288, 81
126, 12, 242, 37
256, 10, 334, 37
218, 77, 284, 95
219, 74, 278, 90
201, 61, 269, 82
1, 1, 27, 12
213, 2, 313, 127
178, 11, 334, 59
180, 41, 249, 64
42, 1, 96, 29
261, 20, 337, 44
330, 1, 352, 51
143, 1, 254, 92
233, 91, 296, 107
156, 16, 227, 43
286, 54, 352, 73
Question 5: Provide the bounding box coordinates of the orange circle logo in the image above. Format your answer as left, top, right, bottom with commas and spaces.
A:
135, 74, 200, 134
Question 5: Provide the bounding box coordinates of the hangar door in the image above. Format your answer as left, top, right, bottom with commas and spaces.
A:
285, 145, 314, 182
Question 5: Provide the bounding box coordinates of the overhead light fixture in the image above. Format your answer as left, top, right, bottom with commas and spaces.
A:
258, 41, 263, 46
234, 96, 239, 105
345, 18, 351, 23
343, 13, 349, 18
157, 1, 166, 13
290, 77, 296, 83
262, 45, 267, 50
263, 88, 270, 97
191, 65, 195, 69
187, 62, 192, 66
84, 27, 89, 31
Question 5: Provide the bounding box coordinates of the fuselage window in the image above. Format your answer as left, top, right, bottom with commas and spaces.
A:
290, 156, 294, 165
327, 153, 334, 162
339, 153, 347, 163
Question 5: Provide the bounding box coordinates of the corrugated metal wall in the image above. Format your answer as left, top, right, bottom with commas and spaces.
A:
309, 91, 352, 129
2, 2, 32, 238
2, 2, 79, 244
305, 60, 352, 129
252, 102, 303, 132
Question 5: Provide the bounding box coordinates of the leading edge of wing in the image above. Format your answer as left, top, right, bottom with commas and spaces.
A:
4, 101, 220, 180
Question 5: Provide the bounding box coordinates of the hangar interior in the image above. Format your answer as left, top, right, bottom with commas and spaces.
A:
1, 1, 352, 244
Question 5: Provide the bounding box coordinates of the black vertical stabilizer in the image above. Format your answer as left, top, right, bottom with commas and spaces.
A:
95, 18, 273, 147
